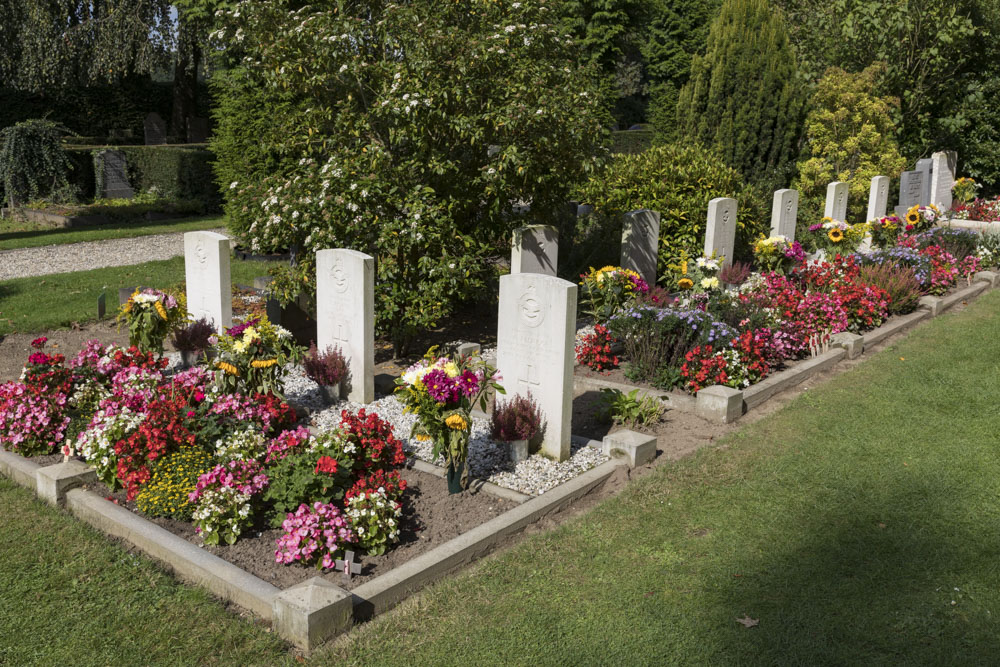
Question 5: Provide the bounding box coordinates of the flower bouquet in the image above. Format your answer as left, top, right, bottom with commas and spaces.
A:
579, 265, 649, 323
395, 350, 504, 493
952, 177, 979, 206
670, 252, 722, 293
869, 214, 904, 248
804, 218, 866, 255
213, 315, 304, 396
117, 288, 187, 355
902, 204, 941, 235
752, 235, 805, 274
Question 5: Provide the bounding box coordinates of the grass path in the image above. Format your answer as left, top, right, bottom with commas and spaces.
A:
0, 215, 226, 251
3, 291, 1000, 664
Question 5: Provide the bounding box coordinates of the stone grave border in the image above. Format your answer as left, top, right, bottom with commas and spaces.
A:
574, 271, 1000, 424
0, 433, 625, 653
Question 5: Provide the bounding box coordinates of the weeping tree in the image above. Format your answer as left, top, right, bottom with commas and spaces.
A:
674, 0, 805, 188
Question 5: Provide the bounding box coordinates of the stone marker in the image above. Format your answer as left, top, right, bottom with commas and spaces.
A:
770, 189, 798, 239
186, 116, 210, 143
144, 112, 167, 145
915, 158, 933, 205
184, 231, 232, 333
97, 290, 106, 319
867, 176, 890, 221
316, 249, 374, 404
97, 150, 134, 199
895, 170, 924, 217
704, 197, 737, 265
824, 181, 848, 220
496, 273, 576, 461
272, 577, 352, 652
510, 225, 558, 276
620, 209, 660, 284
119, 286, 137, 306
930, 151, 956, 211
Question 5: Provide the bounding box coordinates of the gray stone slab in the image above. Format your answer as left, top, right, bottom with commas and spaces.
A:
695, 385, 744, 423
974, 271, 1000, 288
601, 430, 656, 467
918, 295, 944, 317
830, 332, 864, 360
915, 158, 933, 205
273, 577, 352, 652
930, 151, 956, 211
861, 310, 930, 348
867, 176, 890, 221
511, 225, 558, 276
0, 447, 43, 489
98, 150, 134, 200
316, 249, 375, 404
621, 209, 660, 285
184, 231, 232, 332
824, 181, 848, 220
938, 281, 988, 313
896, 170, 924, 216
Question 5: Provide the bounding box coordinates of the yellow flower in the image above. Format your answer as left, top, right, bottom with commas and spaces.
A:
678, 277, 694, 290
250, 358, 278, 369
906, 206, 920, 224
443, 361, 460, 378
701, 277, 720, 290
445, 414, 468, 431
681, 261, 688, 275
154, 301, 168, 320
216, 361, 240, 376
828, 228, 844, 243
414, 433, 431, 442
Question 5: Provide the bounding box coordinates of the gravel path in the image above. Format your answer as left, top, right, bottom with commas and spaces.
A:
0, 228, 229, 280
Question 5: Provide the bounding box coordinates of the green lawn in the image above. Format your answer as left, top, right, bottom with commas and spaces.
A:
3, 290, 1000, 664
0, 215, 226, 251
0, 256, 282, 335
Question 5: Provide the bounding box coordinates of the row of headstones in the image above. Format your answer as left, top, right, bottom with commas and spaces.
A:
183, 231, 577, 462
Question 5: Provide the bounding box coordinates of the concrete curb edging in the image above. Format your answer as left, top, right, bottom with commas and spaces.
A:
743, 348, 847, 410
0, 448, 43, 488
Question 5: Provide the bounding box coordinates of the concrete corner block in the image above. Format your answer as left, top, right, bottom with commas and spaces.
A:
830, 332, 864, 359
918, 295, 943, 316
273, 577, 353, 652
601, 430, 656, 467
974, 270, 1000, 288
36, 460, 97, 506
696, 385, 744, 424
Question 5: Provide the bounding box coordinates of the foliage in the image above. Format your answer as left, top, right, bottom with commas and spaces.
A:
135, 448, 216, 520
667, 252, 723, 294
674, 0, 804, 188
869, 215, 905, 249
802, 218, 868, 255
345, 489, 403, 556
82, 147, 221, 210
303, 344, 347, 387
213, 316, 304, 397
598, 388, 663, 427
575, 324, 621, 372
0, 119, 73, 208
575, 143, 767, 279
274, 502, 355, 570
752, 236, 805, 274
719, 260, 753, 286
856, 262, 922, 315
952, 177, 980, 205
189, 460, 270, 545
262, 429, 355, 526
793, 65, 908, 224
579, 265, 650, 323
679, 329, 771, 392
337, 409, 407, 478
952, 77, 1000, 195
171, 318, 215, 353
214, 0, 610, 353
908, 227, 980, 260
490, 393, 544, 443
116, 288, 187, 355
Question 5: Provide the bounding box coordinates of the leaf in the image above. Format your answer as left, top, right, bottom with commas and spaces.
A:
736, 615, 759, 628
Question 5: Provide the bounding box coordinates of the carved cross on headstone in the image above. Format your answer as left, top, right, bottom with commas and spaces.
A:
333, 323, 348, 344
518, 364, 541, 394
335, 550, 361, 582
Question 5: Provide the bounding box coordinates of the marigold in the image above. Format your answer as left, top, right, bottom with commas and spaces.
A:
828, 228, 844, 243
444, 414, 468, 431
678, 277, 694, 290
414, 433, 431, 442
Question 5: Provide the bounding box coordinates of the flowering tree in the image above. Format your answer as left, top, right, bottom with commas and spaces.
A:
214, 0, 610, 352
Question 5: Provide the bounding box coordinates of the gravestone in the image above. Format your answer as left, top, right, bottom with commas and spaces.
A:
510, 225, 558, 276
496, 273, 576, 461
867, 176, 890, 221
703, 197, 737, 265
98, 150, 134, 200
915, 158, 933, 205
187, 116, 209, 143
144, 112, 167, 145
184, 231, 232, 333
930, 151, 956, 211
770, 189, 798, 239
620, 209, 660, 284
316, 249, 374, 404
895, 170, 924, 217
824, 181, 848, 221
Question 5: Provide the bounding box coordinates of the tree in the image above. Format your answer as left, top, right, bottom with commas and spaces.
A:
793, 65, 908, 224
674, 0, 804, 189
215, 0, 611, 354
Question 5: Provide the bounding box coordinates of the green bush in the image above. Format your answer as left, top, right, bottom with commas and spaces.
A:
0, 119, 73, 208
574, 142, 767, 283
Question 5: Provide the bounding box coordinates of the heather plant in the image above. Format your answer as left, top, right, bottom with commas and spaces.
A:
857, 262, 922, 315
345, 489, 403, 556
490, 394, 544, 443
275, 502, 355, 570
303, 344, 347, 387
719, 260, 753, 286
136, 448, 216, 520
853, 248, 931, 288
170, 318, 215, 353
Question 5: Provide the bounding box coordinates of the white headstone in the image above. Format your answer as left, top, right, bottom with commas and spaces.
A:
316, 249, 374, 404
930, 151, 956, 211
184, 231, 232, 333
704, 197, 737, 265
824, 181, 848, 221
510, 225, 558, 276
621, 209, 660, 284
867, 176, 890, 221
770, 189, 798, 239
895, 170, 924, 217
915, 158, 933, 205
496, 273, 576, 462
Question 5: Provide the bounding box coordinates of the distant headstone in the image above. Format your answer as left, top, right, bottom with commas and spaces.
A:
915, 158, 933, 205
510, 225, 558, 275
98, 150, 134, 200
496, 273, 576, 461
184, 231, 232, 333
144, 112, 167, 145
187, 116, 209, 143
824, 181, 848, 221
770, 189, 798, 239
119, 286, 138, 306
97, 290, 106, 320
704, 197, 737, 265
895, 170, 924, 217
316, 249, 374, 404
930, 151, 956, 211
867, 176, 890, 221
621, 209, 660, 285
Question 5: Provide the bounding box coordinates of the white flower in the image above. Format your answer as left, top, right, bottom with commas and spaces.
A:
339, 64, 348, 73
229, 181, 238, 189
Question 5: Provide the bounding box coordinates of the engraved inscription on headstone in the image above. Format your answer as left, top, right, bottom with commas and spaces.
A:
98, 150, 134, 200
895, 170, 924, 217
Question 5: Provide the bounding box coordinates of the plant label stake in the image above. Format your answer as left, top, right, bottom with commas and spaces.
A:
336, 550, 361, 582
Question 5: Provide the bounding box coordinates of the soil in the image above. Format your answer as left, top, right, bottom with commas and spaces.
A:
0, 320, 130, 382
86, 465, 515, 591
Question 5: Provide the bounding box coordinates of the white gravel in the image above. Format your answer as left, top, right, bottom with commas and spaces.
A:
0, 227, 228, 280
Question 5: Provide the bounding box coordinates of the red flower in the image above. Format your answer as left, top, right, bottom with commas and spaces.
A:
314, 455, 339, 475
30, 337, 48, 349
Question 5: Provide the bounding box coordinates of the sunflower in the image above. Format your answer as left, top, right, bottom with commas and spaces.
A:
216, 361, 240, 376
250, 358, 278, 369
906, 206, 920, 224
154, 301, 168, 320
444, 414, 468, 431
678, 277, 694, 290
828, 228, 844, 243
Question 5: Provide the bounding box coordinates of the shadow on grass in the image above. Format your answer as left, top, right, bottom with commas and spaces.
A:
0, 215, 214, 245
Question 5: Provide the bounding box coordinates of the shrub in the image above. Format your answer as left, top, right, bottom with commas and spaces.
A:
576, 325, 620, 372
0, 119, 73, 208
135, 448, 216, 520
262, 430, 356, 527
303, 344, 347, 387
857, 262, 922, 315
338, 409, 407, 478
575, 142, 768, 280
490, 394, 544, 443
908, 228, 979, 260
579, 266, 649, 323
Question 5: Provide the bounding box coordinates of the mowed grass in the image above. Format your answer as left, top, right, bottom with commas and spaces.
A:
3, 290, 1000, 664
0, 256, 283, 335
0, 215, 226, 251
